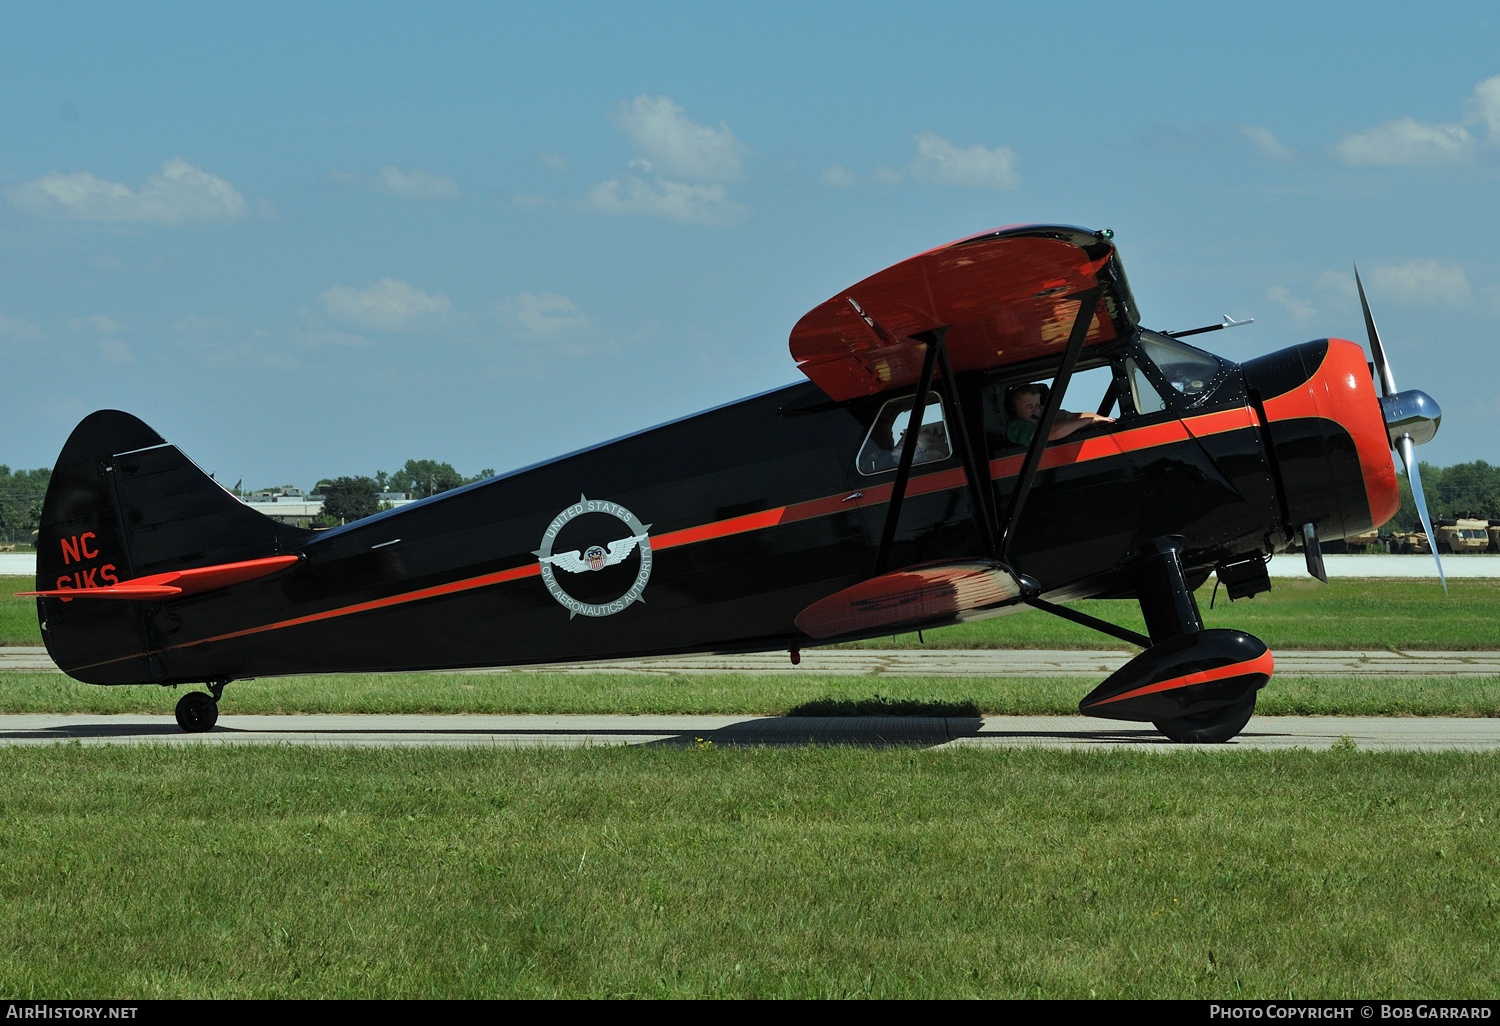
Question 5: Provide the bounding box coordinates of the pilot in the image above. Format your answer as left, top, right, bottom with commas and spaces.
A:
1005, 383, 1114, 446
895, 420, 950, 463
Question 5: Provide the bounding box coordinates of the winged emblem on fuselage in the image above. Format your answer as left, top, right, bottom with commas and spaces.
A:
538, 533, 649, 573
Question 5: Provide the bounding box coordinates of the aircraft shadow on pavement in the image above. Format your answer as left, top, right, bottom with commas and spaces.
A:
0, 723, 224, 739
647, 717, 1176, 748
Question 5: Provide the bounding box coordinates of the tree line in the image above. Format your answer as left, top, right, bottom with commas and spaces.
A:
315, 459, 496, 526
0, 459, 496, 541
1393, 461, 1500, 530
0, 466, 49, 545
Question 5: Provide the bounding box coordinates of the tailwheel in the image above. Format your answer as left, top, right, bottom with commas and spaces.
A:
1154, 694, 1256, 744
174, 682, 225, 733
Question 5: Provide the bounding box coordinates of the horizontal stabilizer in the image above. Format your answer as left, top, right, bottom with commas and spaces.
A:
795, 560, 1022, 640
18, 554, 299, 602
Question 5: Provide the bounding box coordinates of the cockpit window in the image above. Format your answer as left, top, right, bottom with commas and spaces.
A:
1136, 330, 1224, 405
1126, 356, 1166, 415
856, 396, 951, 475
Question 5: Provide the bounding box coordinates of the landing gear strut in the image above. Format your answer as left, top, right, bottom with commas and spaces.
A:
1071, 539, 1268, 743
175, 680, 227, 733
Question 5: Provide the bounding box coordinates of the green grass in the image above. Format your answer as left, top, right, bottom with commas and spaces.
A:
0, 579, 36, 646
842, 577, 1500, 651
0, 744, 1496, 998
4, 669, 1499, 718
6, 576, 1499, 650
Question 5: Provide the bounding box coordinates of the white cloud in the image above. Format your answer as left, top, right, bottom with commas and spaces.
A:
0, 312, 42, 340
6, 158, 247, 224
1316, 270, 1358, 301
819, 163, 858, 187
97, 337, 133, 365
328, 166, 462, 200
1265, 285, 1318, 326
614, 95, 744, 181
501, 292, 592, 338
1371, 260, 1471, 308
1335, 118, 1474, 166
585, 176, 748, 226
908, 132, 1020, 190
175, 318, 300, 368
1239, 125, 1297, 162
70, 314, 123, 334
871, 165, 905, 185
539, 151, 571, 173
319, 278, 451, 332
1472, 75, 1500, 136
1334, 74, 1500, 166
374, 166, 461, 200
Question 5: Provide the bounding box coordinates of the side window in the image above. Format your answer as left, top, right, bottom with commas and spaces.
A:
1126, 356, 1166, 415
856, 396, 951, 475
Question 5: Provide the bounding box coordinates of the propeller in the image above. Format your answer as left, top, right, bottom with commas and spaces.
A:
1355, 266, 1446, 592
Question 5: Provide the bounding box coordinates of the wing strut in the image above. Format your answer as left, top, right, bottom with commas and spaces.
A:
870, 325, 1003, 576
998, 287, 1102, 564
1026, 595, 1150, 648
931, 329, 1000, 561
872, 335, 941, 576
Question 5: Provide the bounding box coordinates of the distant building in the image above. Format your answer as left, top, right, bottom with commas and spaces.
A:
239, 488, 416, 528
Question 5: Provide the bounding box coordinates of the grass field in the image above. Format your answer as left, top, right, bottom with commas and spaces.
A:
1, 744, 1496, 999
843, 577, 1500, 651
5, 576, 1499, 650
3, 669, 1500, 718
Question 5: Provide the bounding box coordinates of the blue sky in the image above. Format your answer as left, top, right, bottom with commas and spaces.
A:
2, 2, 1497, 487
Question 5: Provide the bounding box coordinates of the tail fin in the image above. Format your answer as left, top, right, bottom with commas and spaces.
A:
36, 410, 309, 683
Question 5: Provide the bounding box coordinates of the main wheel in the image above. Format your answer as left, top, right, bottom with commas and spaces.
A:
175, 691, 219, 733
1154, 695, 1255, 744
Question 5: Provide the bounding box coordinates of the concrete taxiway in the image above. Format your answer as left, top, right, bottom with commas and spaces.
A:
6, 642, 1497, 751
2, 712, 1498, 751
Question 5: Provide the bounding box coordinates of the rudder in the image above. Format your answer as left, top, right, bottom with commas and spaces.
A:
36, 410, 308, 684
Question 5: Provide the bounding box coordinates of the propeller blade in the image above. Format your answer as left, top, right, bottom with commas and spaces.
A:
1355, 265, 1397, 397
1398, 435, 1447, 594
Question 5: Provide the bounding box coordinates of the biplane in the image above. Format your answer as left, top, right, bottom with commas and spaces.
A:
24, 225, 1444, 741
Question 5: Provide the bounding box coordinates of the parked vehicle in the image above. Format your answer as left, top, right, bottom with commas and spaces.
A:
1433, 517, 1491, 555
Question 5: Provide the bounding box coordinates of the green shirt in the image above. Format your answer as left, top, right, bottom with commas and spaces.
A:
1006, 420, 1035, 446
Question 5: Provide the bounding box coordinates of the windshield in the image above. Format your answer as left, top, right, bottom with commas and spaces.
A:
1135, 330, 1224, 406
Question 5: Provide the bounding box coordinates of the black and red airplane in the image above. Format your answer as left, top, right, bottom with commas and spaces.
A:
24, 225, 1445, 741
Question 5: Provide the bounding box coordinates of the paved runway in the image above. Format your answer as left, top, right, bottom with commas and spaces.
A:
7, 646, 1500, 676
2, 712, 1498, 750
6, 639, 1497, 750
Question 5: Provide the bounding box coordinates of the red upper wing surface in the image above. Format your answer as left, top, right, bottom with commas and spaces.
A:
789, 225, 1137, 400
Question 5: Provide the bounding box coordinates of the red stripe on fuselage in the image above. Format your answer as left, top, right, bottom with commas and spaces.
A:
170, 562, 545, 653
69, 405, 1258, 670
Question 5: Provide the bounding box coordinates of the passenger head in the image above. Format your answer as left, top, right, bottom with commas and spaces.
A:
1006, 384, 1043, 424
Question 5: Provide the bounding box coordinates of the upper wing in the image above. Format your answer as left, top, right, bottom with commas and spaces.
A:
789, 225, 1139, 401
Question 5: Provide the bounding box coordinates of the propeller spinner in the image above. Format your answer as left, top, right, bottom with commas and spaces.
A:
1355, 266, 1446, 591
